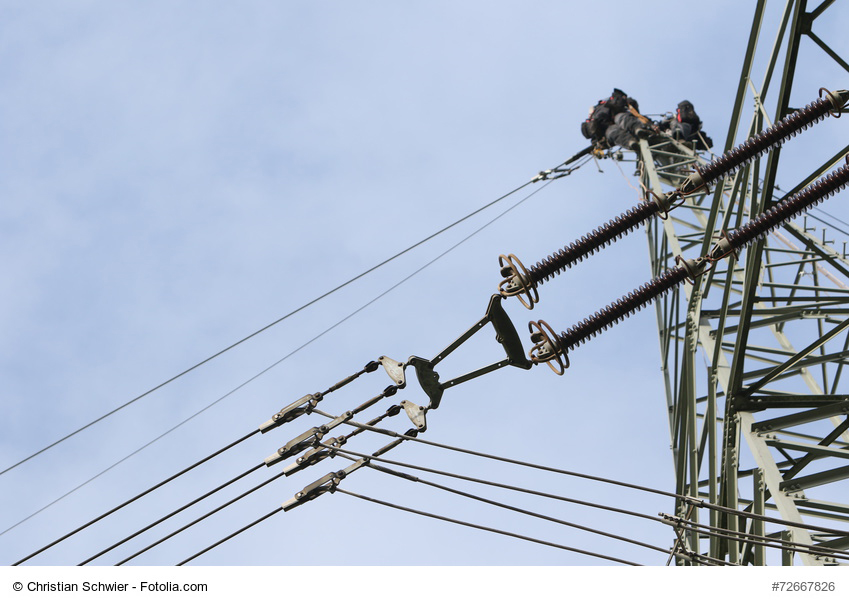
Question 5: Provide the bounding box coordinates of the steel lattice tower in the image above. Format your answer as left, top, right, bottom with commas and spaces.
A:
640, 0, 849, 565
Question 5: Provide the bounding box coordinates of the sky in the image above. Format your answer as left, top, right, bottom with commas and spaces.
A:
1, 0, 847, 568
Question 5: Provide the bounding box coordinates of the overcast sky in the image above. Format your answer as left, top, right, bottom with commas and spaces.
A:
2, 0, 847, 567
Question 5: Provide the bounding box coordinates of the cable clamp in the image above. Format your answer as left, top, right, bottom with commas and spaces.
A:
282, 471, 342, 512
265, 411, 354, 467
532, 169, 552, 182
259, 393, 322, 433
680, 495, 705, 508
658, 513, 686, 528
283, 437, 342, 477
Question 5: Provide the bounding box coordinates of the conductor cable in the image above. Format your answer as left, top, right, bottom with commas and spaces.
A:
78, 462, 265, 565
365, 460, 675, 558
117, 467, 288, 565
322, 415, 849, 540
335, 488, 643, 566
1, 177, 541, 478
324, 443, 661, 524
12, 428, 259, 566
7, 179, 552, 535
661, 514, 849, 563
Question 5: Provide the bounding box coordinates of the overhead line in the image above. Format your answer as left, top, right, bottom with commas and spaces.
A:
367, 461, 675, 558
336, 488, 643, 566
79, 462, 265, 565
327, 443, 660, 524
0, 178, 539, 478
665, 515, 849, 563
115, 471, 286, 566
319, 412, 849, 539
5, 177, 555, 537
12, 429, 258, 565
177, 507, 283, 566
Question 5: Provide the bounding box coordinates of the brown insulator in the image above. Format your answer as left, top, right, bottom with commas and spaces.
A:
685, 90, 847, 193
527, 197, 661, 286
556, 265, 689, 353
724, 157, 849, 251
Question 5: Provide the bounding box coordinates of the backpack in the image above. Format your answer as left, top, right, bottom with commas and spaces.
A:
580, 102, 613, 140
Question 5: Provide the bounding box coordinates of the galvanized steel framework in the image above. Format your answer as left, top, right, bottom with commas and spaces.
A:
641, 0, 849, 565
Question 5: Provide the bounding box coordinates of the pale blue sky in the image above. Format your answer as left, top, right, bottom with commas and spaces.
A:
2, 0, 846, 566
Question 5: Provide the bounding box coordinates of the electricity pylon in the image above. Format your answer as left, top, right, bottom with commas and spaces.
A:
641, 0, 849, 565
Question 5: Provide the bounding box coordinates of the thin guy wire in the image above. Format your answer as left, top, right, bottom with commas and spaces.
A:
0, 179, 539, 478
5, 181, 552, 533
12, 428, 259, 566
79, 462, 265, 565
805, 209, 849, 239
335, 488, 642, 566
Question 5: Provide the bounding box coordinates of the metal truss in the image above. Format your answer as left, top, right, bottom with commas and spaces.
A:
641, 0, 849, 565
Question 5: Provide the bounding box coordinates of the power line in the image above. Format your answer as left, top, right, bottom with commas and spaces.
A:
662, 514, 849, 563
311, 411, 681, 498
4, 179, 553, 534
117, 468, 288, 565
325, 443, 661, 524
12, 429, 258, 565
318, 413, 849, 539
177, 507, 283, 566
79, 462, 265, 565
335, 488, 644, 566
1, 178, 540, 478
367, 460, 675, 558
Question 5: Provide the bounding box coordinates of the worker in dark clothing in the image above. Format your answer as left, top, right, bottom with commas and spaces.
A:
659, 100, 713, 149
605, 110, 653, 151
581, 89, 653, 151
